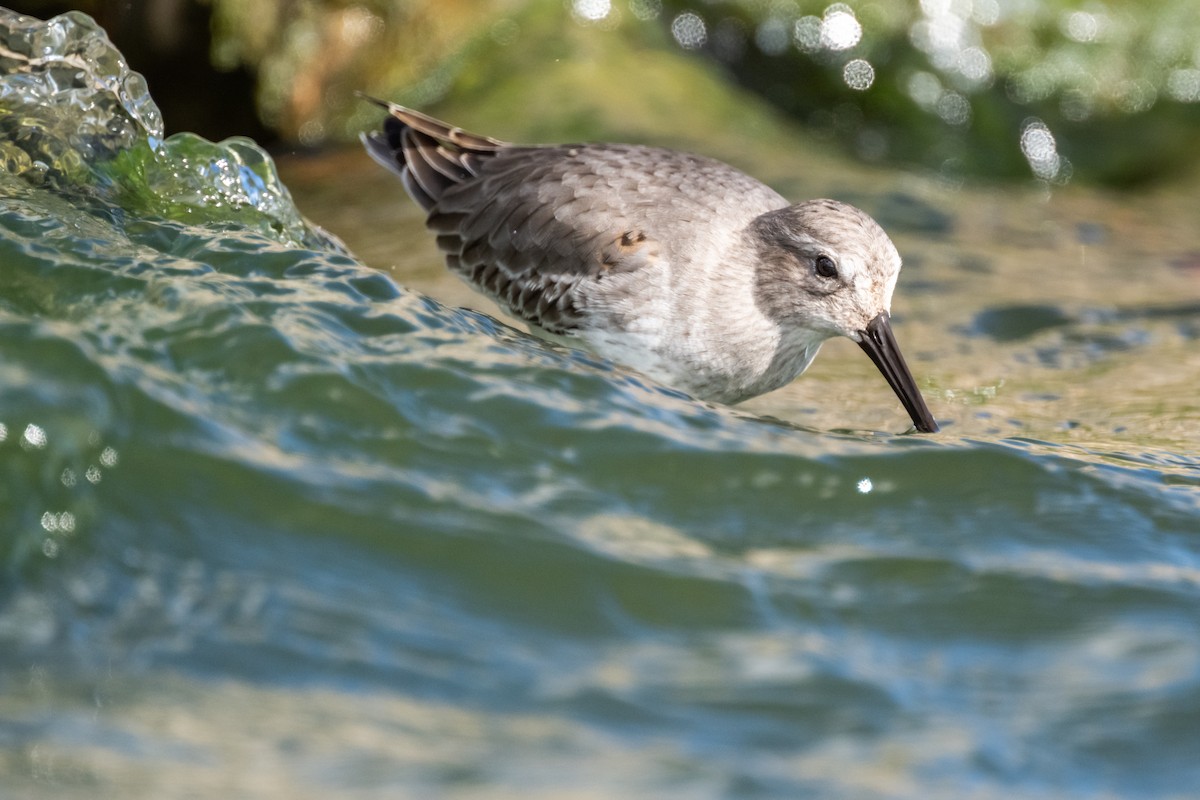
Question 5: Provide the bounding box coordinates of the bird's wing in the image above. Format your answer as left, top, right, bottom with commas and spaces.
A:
359, 97, 507, 211
362, 100, 784, 334
428, 144, 681, 334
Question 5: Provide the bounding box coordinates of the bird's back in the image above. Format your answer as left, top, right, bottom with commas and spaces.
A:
362, 102, 787, 334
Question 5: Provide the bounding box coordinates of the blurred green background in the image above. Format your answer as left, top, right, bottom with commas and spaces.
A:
8, 0, 1200, 185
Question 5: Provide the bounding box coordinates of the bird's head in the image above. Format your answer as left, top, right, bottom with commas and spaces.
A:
750, 199, 938, 433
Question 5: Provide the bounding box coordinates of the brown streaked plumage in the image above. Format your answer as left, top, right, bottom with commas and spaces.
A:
361, 98, 938, 432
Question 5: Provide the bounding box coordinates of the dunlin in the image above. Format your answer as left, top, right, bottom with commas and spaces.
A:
361, 99, 938, 433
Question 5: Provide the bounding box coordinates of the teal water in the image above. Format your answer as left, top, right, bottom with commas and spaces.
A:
3, 9, 1200, 800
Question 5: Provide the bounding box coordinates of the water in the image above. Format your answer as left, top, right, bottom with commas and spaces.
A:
3, 9, 1200, 800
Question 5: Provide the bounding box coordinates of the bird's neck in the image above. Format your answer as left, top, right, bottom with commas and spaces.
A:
675, 248, 825, 402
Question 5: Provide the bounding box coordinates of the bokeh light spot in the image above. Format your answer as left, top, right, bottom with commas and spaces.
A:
1062, 11, 1103, 43
41, 511, 75, 534
21, 423, 47, 449
1167, 68, 1200, 102
956, 46, 993, 86
908, 71, 943, 108
672, 12, 707, 50
629, 0, 661, 21
1060, 88, 1096, 121
1116, 80, 1156, 114
572, 0, 611, 22
338, 6, 382, 48
821, 7, 862, 51
1020, 119, 1062, 180
793, 16, 822, 53
936, 91, 971, 125
972, 0, 1000, 26
100, 446, 119, 467
843, 59, 875, 91
755, 17, 790, 56
297, 120, 325, 147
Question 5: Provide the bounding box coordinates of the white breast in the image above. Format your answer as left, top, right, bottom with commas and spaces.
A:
574, 240, 822, 403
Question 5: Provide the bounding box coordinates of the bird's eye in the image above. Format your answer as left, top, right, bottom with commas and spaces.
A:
814, 254, 838, 279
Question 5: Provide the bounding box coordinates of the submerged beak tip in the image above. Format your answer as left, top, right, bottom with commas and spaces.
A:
856, 313, 938, 435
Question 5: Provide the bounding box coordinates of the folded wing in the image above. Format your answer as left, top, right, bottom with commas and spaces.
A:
362, 99, 661, 334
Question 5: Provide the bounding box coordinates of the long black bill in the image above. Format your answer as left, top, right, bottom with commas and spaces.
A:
856, 312, 939, 433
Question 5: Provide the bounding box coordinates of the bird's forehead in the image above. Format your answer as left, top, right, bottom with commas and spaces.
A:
786, 206, 899, 277
804, 203, 892, 252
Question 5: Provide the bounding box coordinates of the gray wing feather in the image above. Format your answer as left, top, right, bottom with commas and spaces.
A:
363, 99, 786, 334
